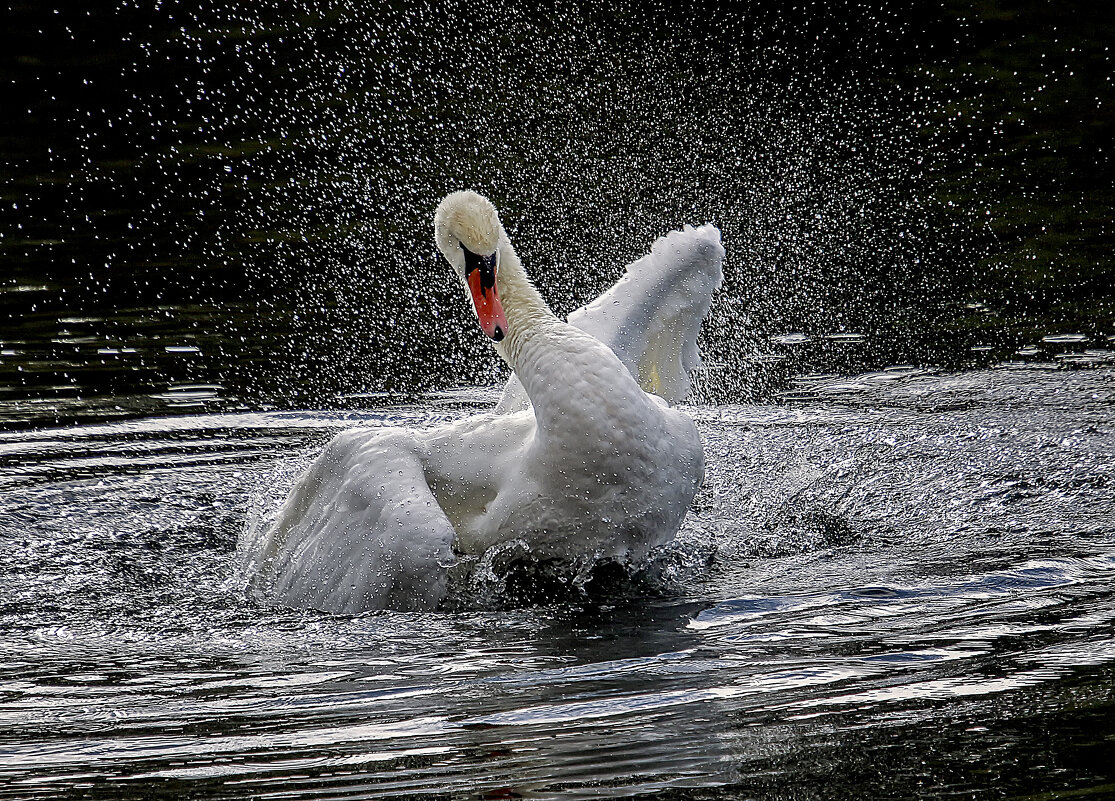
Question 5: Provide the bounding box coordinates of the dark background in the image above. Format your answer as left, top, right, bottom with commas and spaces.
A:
2, 0, 1113, 426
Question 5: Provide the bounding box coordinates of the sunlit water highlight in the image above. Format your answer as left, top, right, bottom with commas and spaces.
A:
2, 367, 1113, 799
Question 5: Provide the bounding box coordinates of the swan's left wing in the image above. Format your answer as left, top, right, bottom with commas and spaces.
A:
496, 224, 724, 413
246, 428, 457, 613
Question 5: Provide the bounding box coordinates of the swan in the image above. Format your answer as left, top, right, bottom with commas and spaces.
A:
244, 191, 724, 613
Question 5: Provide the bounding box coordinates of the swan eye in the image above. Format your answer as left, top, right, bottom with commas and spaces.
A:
460, 242, 498, 291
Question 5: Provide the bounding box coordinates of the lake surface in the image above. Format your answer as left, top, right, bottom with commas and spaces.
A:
1, 368, 1114, 799
3, 0, 1114, 798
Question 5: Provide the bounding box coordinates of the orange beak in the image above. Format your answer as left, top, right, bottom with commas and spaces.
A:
462, 247, 509, 342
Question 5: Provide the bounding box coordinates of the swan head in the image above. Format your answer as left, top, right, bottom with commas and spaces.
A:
434, 191, 510, 343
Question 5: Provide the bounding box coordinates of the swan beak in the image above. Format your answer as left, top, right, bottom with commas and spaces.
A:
463, 248, 509, 342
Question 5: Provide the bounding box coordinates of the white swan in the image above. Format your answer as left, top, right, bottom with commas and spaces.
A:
244, 191, 724, 613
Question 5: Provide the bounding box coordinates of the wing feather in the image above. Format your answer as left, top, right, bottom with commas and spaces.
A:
248, 428, 456, 613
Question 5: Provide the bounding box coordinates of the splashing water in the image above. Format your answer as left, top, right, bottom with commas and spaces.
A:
7, 0, 1110, 423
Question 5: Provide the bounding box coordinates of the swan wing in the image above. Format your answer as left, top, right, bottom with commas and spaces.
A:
495, 224, 724, 413
249, 428, 456, 613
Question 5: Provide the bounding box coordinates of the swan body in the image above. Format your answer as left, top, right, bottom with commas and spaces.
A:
244, 192, 723, 613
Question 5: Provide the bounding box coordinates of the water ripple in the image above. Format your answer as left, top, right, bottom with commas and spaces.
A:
1, 369, 1114, 798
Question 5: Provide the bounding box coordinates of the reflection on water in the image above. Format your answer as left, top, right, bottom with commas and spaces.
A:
1, 368, 1113, 798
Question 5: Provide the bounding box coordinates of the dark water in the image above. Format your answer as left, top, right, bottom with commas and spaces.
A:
3, 1, 1115, 799
4, 0, 1113, 425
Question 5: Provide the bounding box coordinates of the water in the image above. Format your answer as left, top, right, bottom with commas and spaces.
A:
2, 368, 1113, 798
3, 0, 1115, 797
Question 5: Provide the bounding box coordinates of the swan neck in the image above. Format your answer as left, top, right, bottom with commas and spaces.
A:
489, 238, 655, 440
494, 244, 555, 366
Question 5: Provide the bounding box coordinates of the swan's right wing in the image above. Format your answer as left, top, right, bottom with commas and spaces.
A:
245, 428, 457, 613
495, 225, 724, 413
